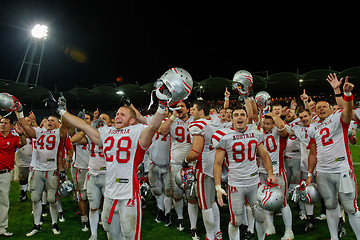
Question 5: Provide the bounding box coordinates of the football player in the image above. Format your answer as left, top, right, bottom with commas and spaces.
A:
213, 106, 277, 240
307, 76, 360, 240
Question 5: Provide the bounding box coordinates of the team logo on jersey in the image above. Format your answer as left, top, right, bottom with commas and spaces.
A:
126, 197, 136, 207
229, 186, 238, 193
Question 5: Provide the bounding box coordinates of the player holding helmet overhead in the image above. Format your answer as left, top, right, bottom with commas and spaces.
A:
58, 67, 192, 240
213, 106, 277, 240
15, 104, 67, 236
307, 75, 360, 240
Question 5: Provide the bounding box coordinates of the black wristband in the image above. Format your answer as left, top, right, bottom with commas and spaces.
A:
335, 93, 343, 97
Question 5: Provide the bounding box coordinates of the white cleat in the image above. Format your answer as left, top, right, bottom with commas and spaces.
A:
265, 224, 276, 236
280, 230, 294, 240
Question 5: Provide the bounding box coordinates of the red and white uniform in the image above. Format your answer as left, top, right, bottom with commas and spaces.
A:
212, 124, 264, 187
169, 117, 194, 164
147, 117, 171, 167
189, 117, 220, 177
86, 136, 106, 176
291, 121, 311, 172
259, 126, 288, 175
99, 124, 148, 200
307, 111, 353, 173
32, 127, 62, 171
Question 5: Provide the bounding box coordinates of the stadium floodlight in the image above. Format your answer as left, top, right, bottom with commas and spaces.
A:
31, 24, 48, 39
116, 91, 124, 95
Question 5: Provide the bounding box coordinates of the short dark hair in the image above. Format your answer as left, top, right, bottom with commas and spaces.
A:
263, 114, 274, 123
297, 108, 311, 116
231, 106, 247, 118
193, 100, 210, 116
1, 116, 14, 125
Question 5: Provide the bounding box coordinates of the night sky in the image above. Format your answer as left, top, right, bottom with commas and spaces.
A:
0, 0, 359, 91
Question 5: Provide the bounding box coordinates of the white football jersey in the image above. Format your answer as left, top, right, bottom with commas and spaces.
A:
147, 118, 171, 166
212, 124, 264, 187
99, 124, 148, 200
86, 135, 106, 176
16, 138, 32, 167
284, 121, 300, 161
259, 127, 288, 174
188, 117, 220, 177
307, 111, 353, 173
291, 121, 311, 172
169, 116, 194, 164
33, 127, 62, 171
73, 144, 90, 169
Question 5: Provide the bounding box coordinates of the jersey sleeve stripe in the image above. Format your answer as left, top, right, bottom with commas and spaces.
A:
189, 124, 204, 130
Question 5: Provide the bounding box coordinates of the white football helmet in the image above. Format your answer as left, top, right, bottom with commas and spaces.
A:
154, 67, 193, 108
175, 167, 195, 190
232, 70, 253, 96
299, 180, 321, 204
59, 179, 74, 198
257, 181, 284, 211
0, 92, 22, 112
255, 91, 271, 110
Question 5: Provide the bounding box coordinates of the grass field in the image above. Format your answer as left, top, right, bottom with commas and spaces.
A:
5, 133, 360, 239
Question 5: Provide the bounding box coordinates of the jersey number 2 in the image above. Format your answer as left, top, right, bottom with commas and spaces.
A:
320, 127, 334, 146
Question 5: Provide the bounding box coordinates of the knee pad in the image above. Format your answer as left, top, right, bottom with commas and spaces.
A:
324, 198, 338, 210
152, 187, 162, 196
164, 187, 172, 197
253, 204, 266, 223
30, 191, 41, 203
231, 214, 243, 227
47, 190, 57, 204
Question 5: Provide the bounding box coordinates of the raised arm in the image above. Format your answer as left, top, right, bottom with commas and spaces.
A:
340, 76, 354, 125
223, 87, 230, 109
326, 73, 345, 109
139, 106, 165, 149
61, 111, 101, 145
15, 112, 36, 138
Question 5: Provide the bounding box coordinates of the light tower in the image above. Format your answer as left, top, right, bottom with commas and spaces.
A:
16, 24, 48, 86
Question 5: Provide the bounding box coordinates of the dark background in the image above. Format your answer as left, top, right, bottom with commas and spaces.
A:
0, 0, 359, 92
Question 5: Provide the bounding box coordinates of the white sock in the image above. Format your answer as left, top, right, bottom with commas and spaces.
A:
188, 202, 198, 229
305, 203, 314, 215
155, 194, 165, 211
174, 199, 184, 219
57, 196, 63, 212
246, 204, 255, 233
348, 211, 360, 239
21, 184, 27, 192
228, 222, 240, 240
164, 196, 172, 215
326, 207, 339, 240
255, 221, 267, 240
281, 204, 292, 228
212, 202, 221, 233
242, 204, 248, 225
89, 210, 99, 236
33, 201, 42, 225
265, 210, 274, 226
202, 208, 215, 239
49, 203, 58, 224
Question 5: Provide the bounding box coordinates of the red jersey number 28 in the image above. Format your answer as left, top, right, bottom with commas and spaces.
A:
103, 136, 132, 163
